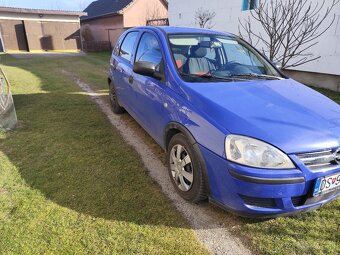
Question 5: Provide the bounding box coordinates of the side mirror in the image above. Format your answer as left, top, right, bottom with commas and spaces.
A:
133, 61, 164, 80
273, 62, 282, 70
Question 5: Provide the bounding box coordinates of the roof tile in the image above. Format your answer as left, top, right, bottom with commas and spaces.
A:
81, 0, 133, 21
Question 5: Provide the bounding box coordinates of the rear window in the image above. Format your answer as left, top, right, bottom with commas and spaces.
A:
119, 31, 138, 61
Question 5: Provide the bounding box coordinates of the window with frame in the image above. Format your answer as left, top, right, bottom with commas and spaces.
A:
119, 31, 138, 61
223, 42, 265, 72
242, 0, 258, 11
135, 33, 163, 73
113, 36, 123, 56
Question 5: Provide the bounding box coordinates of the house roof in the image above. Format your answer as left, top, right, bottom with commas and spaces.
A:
81, 0, 168, 21
0, 6, 86, 17
82, 0, 132, 21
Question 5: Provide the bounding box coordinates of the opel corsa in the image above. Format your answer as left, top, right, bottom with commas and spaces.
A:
108, 26, 340, 217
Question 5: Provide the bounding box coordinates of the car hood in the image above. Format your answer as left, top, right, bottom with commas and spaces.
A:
182, 78, 340, 154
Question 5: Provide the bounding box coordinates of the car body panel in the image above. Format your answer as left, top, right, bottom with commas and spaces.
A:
181, 78, 340, 155
108, 26, 340, 217
199, 144, 340, 217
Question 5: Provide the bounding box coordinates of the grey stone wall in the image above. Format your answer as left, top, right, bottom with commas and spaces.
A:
284, 70, 340, 92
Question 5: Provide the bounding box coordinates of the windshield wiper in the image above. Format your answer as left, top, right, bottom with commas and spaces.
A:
180, 72, 244, 82
230, 73, 283, 80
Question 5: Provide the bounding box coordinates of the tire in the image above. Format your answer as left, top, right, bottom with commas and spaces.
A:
109, 82, 125, 114
167, 133, 207, 203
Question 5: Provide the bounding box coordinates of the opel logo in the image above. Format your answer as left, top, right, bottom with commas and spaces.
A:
334, 148, 340, 164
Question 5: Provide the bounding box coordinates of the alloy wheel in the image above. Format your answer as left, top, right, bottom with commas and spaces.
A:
169, 144, 194, 191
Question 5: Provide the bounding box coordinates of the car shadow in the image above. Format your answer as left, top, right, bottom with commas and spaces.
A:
0, 54, 268, 231
1, 91, 197, 228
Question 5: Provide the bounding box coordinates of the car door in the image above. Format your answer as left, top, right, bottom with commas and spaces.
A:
130, 31, 169, 143
110, 31, 139, 113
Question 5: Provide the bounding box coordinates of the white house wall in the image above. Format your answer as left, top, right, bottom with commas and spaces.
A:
169, 0, 340, 76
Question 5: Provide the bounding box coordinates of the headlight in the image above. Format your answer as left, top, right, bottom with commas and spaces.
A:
225, 135, 295, 169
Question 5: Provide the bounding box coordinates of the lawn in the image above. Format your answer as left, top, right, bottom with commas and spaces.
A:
0, 52, 339, 255
314, 87, 340, 103
0, 54, 209, 254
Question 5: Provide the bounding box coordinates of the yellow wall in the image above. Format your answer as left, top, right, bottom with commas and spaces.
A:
123, 0, 168, 27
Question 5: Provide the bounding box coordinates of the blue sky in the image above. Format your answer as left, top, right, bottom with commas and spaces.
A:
0, 0, 94, 11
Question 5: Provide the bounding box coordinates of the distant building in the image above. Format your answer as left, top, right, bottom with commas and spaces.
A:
169, 0, 340, 92
81, 0, 168, 51
0, 7, 86, 53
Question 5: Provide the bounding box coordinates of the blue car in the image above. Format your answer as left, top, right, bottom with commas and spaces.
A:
108, 26, 340, 217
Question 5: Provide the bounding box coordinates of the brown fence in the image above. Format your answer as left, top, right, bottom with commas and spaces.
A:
82, 41, 111, 52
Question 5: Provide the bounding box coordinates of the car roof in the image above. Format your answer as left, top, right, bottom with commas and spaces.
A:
132, 26, 236, 37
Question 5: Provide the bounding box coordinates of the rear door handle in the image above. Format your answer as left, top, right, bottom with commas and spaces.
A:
128, 75, 134, 84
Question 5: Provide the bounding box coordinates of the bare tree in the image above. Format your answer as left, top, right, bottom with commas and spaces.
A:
81, 24, 94, 42
195, 8, 216, 29
144, 5, 163, 25
239, 0, 340, 69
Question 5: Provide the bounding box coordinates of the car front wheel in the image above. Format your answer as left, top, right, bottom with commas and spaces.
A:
167, 133, 207, 203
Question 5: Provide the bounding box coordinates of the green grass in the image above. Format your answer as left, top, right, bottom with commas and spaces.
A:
313, 87, 340, 102
1, 52, 339, 255
63, 53, 340, 255
0, 54, 209, 254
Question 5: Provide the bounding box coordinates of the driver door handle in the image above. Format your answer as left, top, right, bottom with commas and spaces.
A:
128, 75, 134, 84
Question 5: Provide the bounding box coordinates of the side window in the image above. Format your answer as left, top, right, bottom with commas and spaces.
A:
224, 43, 253, 65
119, 31, 138, 61
224, 43, 266, 73
135, 33, 163, 73
242, 0, 258, 11
205, 48, 216, 61
113, 36, 123, 56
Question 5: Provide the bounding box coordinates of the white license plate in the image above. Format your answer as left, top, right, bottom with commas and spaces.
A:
313, 172, 340, 196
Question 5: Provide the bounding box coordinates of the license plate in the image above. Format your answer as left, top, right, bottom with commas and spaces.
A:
313, 172, 340, 196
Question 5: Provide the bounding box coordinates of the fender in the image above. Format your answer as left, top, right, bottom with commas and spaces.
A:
164, 122, 197, 149
164, 122, 212, 197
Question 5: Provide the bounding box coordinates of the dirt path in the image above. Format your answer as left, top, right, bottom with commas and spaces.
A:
63, 70, 252, 255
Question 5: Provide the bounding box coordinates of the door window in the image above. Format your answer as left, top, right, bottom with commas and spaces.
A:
135, 33, 163, 72
113, 35, 124, 56
119, 31, 138, 61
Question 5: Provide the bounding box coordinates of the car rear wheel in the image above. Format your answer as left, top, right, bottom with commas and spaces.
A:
167, 133, 207, 203
109, 82, 125, 114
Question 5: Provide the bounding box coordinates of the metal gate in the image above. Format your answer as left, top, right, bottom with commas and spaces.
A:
0, 66, 17, 130
146, 18, 169, 26
0, 33, 4, 52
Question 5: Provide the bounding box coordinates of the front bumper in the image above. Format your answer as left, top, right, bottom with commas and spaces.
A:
198, 144, 340, 218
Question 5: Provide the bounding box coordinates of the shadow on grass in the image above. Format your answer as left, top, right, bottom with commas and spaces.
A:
0, 55, 196, 229
0, 54, 266, 231
2, 91, 194, 228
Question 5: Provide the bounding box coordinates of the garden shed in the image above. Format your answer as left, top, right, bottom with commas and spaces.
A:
0, 7, 86, 53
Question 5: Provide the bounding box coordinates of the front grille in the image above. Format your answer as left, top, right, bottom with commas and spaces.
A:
297, 148, 340, 170
240, 195, 277, 208
292, 190, 338, 207
292, 195, 308, 207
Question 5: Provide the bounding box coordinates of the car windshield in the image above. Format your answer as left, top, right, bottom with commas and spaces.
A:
168, 34, 283, 82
